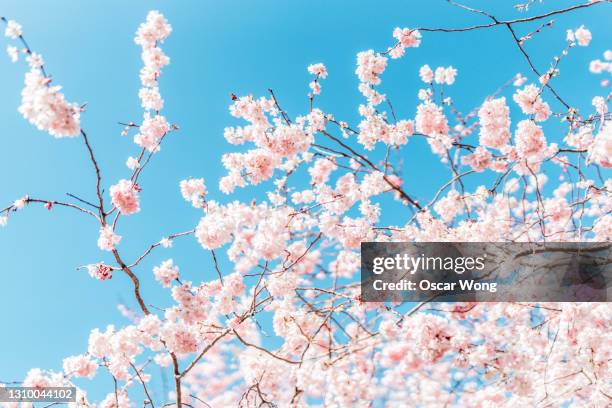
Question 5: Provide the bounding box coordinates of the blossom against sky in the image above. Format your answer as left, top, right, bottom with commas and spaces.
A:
0, 0, 610, 404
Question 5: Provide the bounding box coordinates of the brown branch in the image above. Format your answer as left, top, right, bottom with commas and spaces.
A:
180, 329, 232, 378
130, 362, 155, 408
505, 24, 571, 110
128, 229, 195, 268
415, 1, 605, 34
28, 198, 99, 219
232, 329, 300, 365
171, 354, 182, 408
111, 248, 150, 315
210, 249, 224, 284
80, 129, 105, 218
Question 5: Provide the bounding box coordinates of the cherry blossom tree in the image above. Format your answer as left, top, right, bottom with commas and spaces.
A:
1, 1, 611, 407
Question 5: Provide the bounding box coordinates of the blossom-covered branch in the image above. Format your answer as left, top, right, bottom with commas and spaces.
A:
1, 2, 611, 407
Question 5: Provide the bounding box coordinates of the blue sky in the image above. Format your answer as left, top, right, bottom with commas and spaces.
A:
0, 0, 609, 401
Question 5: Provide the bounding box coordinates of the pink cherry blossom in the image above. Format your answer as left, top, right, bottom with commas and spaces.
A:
513, 84, 551, 121
462, 146, 493, 172
592, 95, 608, 115
415, 101, 449, 136
419, 64, 434, 83
62, 354, 97, 378
565, 125, 594, 149
433, 66, 457, 85
134, 113, 170, 151
134, 10, 172, 48
6, 45, 18, 62
161, 322, 198, 355
434, 189, 464, 222
589, 58, 609, 74
153, 259, 180, 287
307, 63, 328, 78
393, 27, 421, 48
513, 73, 527, 87
86, 262, 113, 280
88, 326, 115, 358
13, 196, 28, 210
569, 25, 592, 46
110, 179, 141, 215
544, 197, 572, 225
446, 66, 458, 84
4, 20, 22, 39
264, 124, 312, 157
126, 156, 140, 170
478, 97, 511, 148
19, 69, 80, 137
195, 202, 235, 250
355, 50, 387, 85
180, 178, 207, 208
309, 157, 337, 185
390, 27, 421, 58
587, 121, 612, 168
139, 86, 164, 111
515, 119, 547, 162
97, 225, 121, 251
26, 52, 43, 68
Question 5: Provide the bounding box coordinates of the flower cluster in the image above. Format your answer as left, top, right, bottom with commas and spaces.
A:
513, 84, 551, 121
219, 93, 318, 193
566, 25, 592, 46
307, 62, 328, 95
2, 7, 612, 408
355, 50, 387, 85
389, 27, 421, 58
357, 105, 414, 149
19, 63, 80, 137
133, 11, 172, 152
110, 179, 141, 215
587, 121, 612, 168
134, 112, 171, 152
86, 263, 114, 280
461, 146, 493, 172
62, 354, 97, 378
180, 178, 207, 208
4, 20, 22, 39
478, 97, 511, 148
153, 259, 180, 287
589, 49, 612, 79
415, 101, 452, 156
418, 64, 457, 85
514, 119, 549, 167
6, 45, 18, 62
97, 225, 121, 251
3, 19, 81, 137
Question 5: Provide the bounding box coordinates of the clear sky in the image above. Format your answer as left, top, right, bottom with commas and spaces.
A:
0, 0, 609, 401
